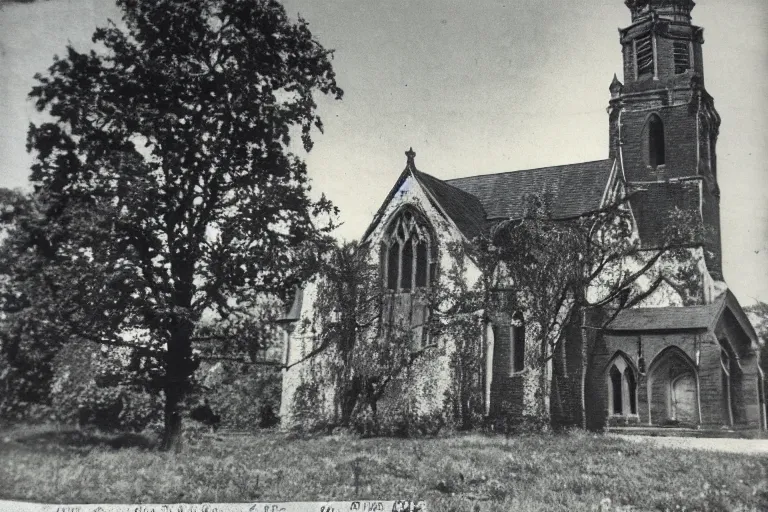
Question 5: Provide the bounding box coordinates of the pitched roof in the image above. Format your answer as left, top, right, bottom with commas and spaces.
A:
413, 170, 487, 240
362, 158, 616, 244
607, 304, 719, 331
444, 159, 615, 220
606, 290, 761, 351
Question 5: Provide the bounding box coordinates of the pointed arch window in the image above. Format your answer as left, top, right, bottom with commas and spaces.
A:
607, 355, 638, 416
510, 311, 525, 374
720, 346, 734, 426
382, 208, 436, 292
647, 114, 666, 168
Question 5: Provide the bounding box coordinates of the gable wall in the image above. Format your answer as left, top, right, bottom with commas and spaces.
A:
365, 173, 479, 283
280, 174, 484, 428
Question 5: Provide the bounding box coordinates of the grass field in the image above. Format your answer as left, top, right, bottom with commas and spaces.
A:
1, 424, 767, 511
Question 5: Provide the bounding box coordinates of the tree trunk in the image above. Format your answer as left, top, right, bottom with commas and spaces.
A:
161, 381, 184, 452
539, 337, 551, 426
580, 308, 588, 430
159, 317, 196, 452
339, 374, 361, 427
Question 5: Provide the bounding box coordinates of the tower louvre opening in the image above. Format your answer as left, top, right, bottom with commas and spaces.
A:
673, 41, 691, 74
636, 34, 654, 77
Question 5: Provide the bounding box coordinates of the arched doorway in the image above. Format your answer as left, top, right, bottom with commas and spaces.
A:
671, 373, 697, 423
647, 347, 700, 426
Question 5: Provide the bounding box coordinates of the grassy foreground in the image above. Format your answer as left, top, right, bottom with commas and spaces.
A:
1, 424, 767, 512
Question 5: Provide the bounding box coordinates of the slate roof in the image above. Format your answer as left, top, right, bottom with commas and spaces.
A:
607, 301, 722, 332
362, 158, 616, 244
413, 170, 487, 240
444, 159, 615, 220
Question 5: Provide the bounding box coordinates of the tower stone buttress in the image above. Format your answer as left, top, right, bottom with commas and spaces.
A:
609, 0, 723, 280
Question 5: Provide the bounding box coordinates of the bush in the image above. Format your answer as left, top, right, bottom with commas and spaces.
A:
355, 405, 449, 438
491, 411, 551, 436
50, 342, 162, 432
290, 380, 329, 433
194, 361, 282, 431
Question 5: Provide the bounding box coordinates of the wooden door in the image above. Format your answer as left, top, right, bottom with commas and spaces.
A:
672, 373, 697, 424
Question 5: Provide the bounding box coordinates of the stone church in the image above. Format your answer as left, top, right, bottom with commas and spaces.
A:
279, 0, 766, 432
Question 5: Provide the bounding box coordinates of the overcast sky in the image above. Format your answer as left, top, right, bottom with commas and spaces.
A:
1, 0, 766, 303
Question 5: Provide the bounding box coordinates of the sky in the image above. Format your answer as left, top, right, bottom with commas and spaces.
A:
1, 0, 767, 303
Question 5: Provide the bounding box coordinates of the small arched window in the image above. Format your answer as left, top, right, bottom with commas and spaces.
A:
607, 355, 638, 416
610, 366, 624, 414
647, 114, 666, 168
382, 208, 435, 292
510, 311, 525, 374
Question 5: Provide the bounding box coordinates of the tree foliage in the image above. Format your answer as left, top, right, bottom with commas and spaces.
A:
466, 193, 708, 422
1, 0, 342, 450
290, 241, 448, 435
295, 191, 707, 433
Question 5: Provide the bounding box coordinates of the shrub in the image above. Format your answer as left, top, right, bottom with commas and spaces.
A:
290, 380, 329, 433
49, 342, 162, 431
194, 361, 282, 431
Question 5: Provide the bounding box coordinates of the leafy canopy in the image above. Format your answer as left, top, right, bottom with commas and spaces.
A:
1, 0, 343, 435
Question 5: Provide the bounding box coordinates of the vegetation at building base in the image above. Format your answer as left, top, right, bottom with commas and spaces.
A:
292, 194, 707, 435
0, 425, 766, 511
0, 0, 342, 451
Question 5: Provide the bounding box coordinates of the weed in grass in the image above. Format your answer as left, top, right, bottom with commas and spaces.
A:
1, 426, 767, 511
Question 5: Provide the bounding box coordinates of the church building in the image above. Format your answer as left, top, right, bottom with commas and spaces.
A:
279, 0, 766, 433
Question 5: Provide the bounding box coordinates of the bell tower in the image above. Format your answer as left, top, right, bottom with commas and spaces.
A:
608, 0, 723, 280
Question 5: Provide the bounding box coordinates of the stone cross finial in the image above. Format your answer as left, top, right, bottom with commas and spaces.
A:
405, 147, 416, 169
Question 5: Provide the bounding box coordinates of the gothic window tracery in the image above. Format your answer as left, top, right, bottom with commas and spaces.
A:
607, 355, 638, 416
382, 208, 436, 292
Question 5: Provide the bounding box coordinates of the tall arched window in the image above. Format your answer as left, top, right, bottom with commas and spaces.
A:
382, 208, 435, 292
610, 366, 624, 415
510, 311, 525, 374
720, 347, 733, 426
647, 114, 666, 168
607, 354, 638, 416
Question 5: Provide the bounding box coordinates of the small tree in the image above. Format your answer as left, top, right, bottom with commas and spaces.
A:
462, 192, 708, 424
292, 191, 706, 433
290, 241, 443, 434
3, 0, 342, 451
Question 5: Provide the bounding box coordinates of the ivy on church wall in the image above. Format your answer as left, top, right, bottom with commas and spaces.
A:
282, 177, 711, 435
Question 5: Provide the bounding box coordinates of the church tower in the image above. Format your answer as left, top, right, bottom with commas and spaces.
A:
608, 0, 723, 280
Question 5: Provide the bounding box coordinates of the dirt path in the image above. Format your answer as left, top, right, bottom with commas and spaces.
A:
612, 434, 768, 455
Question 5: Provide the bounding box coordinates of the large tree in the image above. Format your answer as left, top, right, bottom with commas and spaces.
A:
5, 0, 342, 450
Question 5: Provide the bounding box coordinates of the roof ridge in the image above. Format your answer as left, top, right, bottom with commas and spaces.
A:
413, 169, 483, 199
444, 159, 613, 183
621, 304, 715, 312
